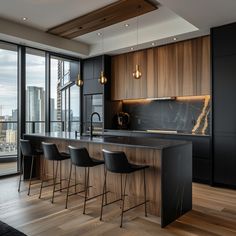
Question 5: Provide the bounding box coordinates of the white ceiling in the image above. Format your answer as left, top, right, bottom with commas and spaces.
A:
0, 0, 236, 57
0, 0, 117, 31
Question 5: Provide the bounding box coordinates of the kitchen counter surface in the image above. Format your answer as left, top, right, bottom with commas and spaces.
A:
24, 131, 192, 228
25, 132, 189, 150
105, 129, 210, 137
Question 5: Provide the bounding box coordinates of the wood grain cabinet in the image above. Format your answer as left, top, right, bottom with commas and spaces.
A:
126, 50, 147, 99
111, 54, 127, 100
111, 36, 210, 100
157, 43, 180, 97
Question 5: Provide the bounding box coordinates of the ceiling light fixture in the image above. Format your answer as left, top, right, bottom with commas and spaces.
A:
75, 74, 83, 87
151, 42, 155, 46
130, 47, 134, 50
22, 17, 28, 21
173, 37, 177, 41
132, 7, 142, 80
97, 32, 102, 36
124, 23, 129, 27
98, 32, 107, 85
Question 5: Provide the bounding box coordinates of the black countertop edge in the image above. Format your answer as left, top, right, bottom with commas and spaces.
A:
104, 129, 211, 137
24, 132, 191, 150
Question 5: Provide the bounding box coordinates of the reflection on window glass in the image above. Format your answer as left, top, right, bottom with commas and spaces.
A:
70, 85, 80, 132
83, 94, 103, 134
25, 48, 45, 133
63, 61, 70, 85
50, 56, 80, 132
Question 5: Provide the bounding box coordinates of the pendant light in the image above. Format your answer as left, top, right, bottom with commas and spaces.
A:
98, 32, 107, 85
133, 8, 142, 80
75, 73, 83, 87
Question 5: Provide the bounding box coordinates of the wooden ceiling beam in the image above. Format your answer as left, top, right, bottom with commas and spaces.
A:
47, 0, 158, 39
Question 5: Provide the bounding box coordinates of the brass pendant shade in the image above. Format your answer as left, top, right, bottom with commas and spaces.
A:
76, 74, 83, 87
99, 70, 107, 85
133, 64, 142, 79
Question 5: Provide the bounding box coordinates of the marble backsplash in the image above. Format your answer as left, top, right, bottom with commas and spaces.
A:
122, 96, 211, 135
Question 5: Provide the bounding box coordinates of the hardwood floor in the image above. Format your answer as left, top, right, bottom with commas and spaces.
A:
0, 176, 236, 236
0, 162, 17, 176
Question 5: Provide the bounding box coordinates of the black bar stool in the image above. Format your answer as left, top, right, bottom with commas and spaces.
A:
100, 149, 149, 228
65, 146, 105, 214
18, 139, 43, 195
39, 142, 70, 203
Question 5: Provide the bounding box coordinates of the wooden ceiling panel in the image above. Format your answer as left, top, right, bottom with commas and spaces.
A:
47, 0, 158, 39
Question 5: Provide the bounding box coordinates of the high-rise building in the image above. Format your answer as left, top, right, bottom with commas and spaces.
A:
26, 86, 45, 132
6, 129, 17, 144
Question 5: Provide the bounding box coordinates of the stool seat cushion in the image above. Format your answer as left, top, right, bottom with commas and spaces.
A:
59, 152, 70, 160
90, 158, 105, 167
34, 149, 43, 156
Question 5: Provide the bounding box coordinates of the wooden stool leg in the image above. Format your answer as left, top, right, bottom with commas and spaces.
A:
28, 156, 35, 195
120, 174, 127, 228
65, 163, 73, 209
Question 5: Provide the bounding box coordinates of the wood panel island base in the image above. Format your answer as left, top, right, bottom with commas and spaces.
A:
24, 132, 192, 228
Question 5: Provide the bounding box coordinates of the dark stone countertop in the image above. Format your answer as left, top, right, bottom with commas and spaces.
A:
104, 129, 210, 137
24, 132, 190, 150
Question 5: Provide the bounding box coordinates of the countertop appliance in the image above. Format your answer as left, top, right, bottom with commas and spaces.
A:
116, 112, 130, 129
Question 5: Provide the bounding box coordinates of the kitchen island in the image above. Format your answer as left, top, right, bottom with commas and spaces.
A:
24, 132, 192, 228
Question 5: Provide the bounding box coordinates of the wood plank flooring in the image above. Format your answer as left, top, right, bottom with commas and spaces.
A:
0, 162, 17, 176
0, 176, 236, 236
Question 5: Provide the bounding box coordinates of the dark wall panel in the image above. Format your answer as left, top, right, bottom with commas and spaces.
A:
212, 22, 236, 188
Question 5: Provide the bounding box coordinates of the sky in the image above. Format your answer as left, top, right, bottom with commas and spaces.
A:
0, 48, 17, 116
0, 46, 79, 118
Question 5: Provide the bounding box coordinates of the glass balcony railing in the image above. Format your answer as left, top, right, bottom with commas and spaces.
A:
0, 120, 81, 159
0, 121, 18, 158
26, 120, 81, 133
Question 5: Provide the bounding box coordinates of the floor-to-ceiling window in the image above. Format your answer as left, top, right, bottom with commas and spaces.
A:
0, 41, 81, 176
25, 48, 46, 133
50, 56, 80, 132
0, 42, 18, 176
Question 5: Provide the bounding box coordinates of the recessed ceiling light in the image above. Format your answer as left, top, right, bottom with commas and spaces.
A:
22, 17, 28, 21
173, 37, 177, 41
97, 32, 102, 36
130, 47, 134, 50
124, 23, 129, 27
151, 42, 155, 46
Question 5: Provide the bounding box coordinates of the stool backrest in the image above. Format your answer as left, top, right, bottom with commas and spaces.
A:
42, 142, 61, 160
102, 149, 131, 173
20, 139, 33, 157
68, 146, 93, 167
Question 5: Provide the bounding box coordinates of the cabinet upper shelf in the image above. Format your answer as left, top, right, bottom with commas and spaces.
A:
111, 36, 210, 100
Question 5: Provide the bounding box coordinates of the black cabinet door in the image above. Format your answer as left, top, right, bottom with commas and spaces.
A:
93, 56, 102, 80
214, 135, 236, 185
212, 23, 236, 57
212, 24, 236, 187
83, 59, 93, 80
83, 57, 103, 94
213, 55, 236, 134
70, 61, 80, 82
193, 158, 211, 183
